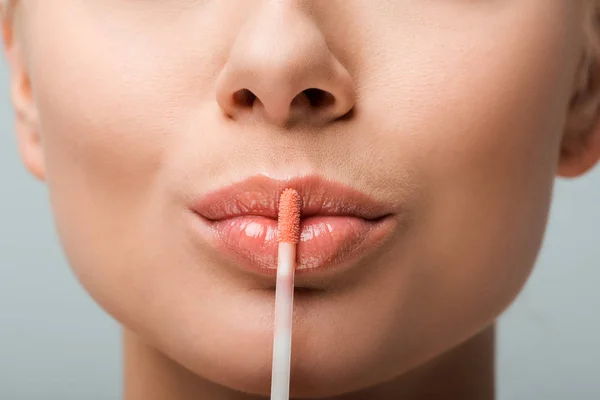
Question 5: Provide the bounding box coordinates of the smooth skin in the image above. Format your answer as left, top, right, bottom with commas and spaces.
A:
3, 1, 600, 399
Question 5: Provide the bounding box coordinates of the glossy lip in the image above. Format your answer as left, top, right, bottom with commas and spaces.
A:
189, 175, 398, 278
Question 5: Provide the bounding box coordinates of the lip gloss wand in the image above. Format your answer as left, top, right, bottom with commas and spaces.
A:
270, 188, 301, 400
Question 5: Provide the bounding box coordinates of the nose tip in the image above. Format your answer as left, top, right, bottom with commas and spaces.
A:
215, 9, 356, 127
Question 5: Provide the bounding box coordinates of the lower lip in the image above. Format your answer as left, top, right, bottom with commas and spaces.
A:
194, 214, 395, 276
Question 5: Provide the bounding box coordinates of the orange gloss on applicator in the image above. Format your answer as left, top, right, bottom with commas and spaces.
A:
270, 188, 301, 400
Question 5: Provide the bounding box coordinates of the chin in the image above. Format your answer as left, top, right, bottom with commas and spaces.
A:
122, 287, 420, 399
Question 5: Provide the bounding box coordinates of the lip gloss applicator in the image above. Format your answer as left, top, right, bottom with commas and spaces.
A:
270, 188, 301, 400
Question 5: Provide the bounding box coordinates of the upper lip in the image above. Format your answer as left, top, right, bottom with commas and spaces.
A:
191, 175, 394, 221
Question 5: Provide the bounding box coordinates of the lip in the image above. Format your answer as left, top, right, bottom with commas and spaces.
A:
189, 175, 397, 278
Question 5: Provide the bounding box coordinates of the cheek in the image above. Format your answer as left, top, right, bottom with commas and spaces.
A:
25, 2, 227, 185
24, 7, 213, 224
21, 8, 201, 313
353, 2, 580, 350
21, 5, 250, 361
421, 28, 571, 323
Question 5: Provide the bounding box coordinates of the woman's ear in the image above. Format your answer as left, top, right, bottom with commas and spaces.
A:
2, 3, 46, 181
559, 4, 600, 178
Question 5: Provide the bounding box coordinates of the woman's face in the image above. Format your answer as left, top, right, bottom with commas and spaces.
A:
3, 0, 595, 397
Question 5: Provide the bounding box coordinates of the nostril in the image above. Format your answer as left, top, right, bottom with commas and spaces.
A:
233, 88, 335, 110
302, 88, 335, 108
229, 87, 350, 123
232, 89, 257, 108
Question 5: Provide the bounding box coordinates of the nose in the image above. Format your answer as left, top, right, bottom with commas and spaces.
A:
215, 6, 356, 127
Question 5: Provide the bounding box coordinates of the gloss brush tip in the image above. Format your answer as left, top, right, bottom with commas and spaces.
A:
277, 188, 301, 244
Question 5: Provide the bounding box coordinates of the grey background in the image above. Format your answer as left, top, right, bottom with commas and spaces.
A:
1, 58, 599, 399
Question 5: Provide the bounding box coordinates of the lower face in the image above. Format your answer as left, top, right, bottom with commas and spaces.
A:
18, 0, 583, 397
